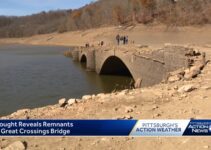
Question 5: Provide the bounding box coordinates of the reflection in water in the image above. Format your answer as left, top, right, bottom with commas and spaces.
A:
74, 62, 133, 93
0, 44, 132, 116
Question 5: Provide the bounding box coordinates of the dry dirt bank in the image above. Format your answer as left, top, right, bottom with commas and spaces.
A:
0, 24, 211, 48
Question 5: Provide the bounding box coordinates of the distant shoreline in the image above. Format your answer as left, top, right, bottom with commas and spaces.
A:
0, 40, 76, 47
0, 25, 210, 49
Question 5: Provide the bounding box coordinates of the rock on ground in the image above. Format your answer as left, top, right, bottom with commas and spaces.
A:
67, 99, 76, 105
58, 98, 67, 107
168, 75, 181, 83
3, 141, 26, 150
178, 85, 196, 93
82, 95, 92, 100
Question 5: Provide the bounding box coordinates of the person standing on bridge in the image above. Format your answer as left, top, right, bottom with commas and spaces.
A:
125, 36, 129, 45
123, 36, 126, 45
116, 34, 120, 45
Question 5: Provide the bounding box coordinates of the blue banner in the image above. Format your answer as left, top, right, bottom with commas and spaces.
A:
1, 120, 211, 136
0, 120, 136, 136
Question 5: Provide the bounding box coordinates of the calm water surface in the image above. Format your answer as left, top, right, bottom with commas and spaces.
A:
0, 44, 132, 116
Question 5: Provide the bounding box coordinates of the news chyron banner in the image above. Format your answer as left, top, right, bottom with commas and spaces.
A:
0, 120, 211, 136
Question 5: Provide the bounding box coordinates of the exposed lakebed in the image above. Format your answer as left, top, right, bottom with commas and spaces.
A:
0, 44, 132, 116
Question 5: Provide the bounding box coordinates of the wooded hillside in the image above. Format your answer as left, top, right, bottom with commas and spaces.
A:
0, 0, 210, 38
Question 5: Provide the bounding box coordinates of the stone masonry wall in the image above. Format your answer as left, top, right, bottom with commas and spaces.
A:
75, 45, 192, 87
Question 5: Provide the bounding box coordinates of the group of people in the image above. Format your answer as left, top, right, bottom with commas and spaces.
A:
84, 34, 130, 48
85, 41, 104, 48
116, 34, 129, 45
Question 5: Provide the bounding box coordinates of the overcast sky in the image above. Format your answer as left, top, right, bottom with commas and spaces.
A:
0, 0, 94, 16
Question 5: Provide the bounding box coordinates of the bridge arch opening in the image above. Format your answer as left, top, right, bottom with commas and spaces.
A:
80, 55, 87, 63
100, 56, 133, 78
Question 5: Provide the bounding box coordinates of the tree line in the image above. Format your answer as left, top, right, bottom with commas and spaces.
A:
0, 0, 210, 38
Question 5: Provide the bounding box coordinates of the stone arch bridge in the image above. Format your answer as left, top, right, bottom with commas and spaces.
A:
72, 45, 190, 87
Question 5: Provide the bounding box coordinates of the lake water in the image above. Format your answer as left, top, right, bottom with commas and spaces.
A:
0, 44, 132, 116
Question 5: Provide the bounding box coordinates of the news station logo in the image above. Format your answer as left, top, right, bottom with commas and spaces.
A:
187, 121, 211, 135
